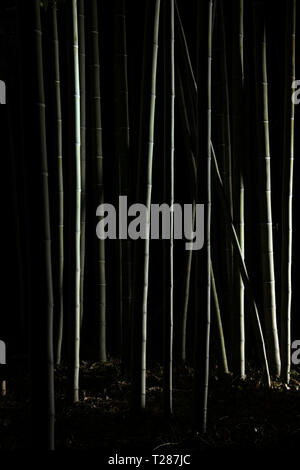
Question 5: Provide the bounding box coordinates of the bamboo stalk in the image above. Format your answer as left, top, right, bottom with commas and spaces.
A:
281, 0, 296, 384
52, 0, 64, 366
78, 0, 86, 328
219, 1, 234, 369
114, 0, 131, 368
33, 0, 55, 448
140, 0, 161, 410
194, 0, 213, 435
176, 67, 196, 364
72, 0, 81, 402
163, 0, 175, 416
253, 2, 281, 377
231, 0, 245, 378
211, 263, 229, 374
174, 4, 196, 365
130, 1, 150, 408
90, 0, 106, 363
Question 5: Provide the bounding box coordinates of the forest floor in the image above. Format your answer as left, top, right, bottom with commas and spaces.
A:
0, 359, 300, 453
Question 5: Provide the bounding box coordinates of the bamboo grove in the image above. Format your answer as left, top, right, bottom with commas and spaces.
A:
1, 0, 299, 450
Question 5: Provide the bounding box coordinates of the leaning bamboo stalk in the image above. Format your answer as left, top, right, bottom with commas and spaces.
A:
52, 0, 64, 366
90, 0, 106, 362
72, 0, 81, 402
211, 141, 271, 387
140, 0, 161, 410
33, 0, 55, 447
281, 0, 296, 384
176, 67, 196, 363
211, 263, 229, 375
175, 1, 197, 131
174, 4, 196, 365
253, 3, 281, 377
177, 65, 229, 374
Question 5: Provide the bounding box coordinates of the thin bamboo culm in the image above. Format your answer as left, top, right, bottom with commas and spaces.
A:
53, 0, 64, 366
34, 0, 55, 448
72, 0, 81, 402
280, 0, 296, 384
140, 0, 161, 410
90, 0, 107, 362
78, 0, 86, 328
114, 0, 131, 367
231, 0, 245, 378
253, 3, 281, 377
164, 0, 175, 416
194, 0, 213, 435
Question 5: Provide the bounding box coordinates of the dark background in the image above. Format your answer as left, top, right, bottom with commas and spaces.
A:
0, 0, 300, 451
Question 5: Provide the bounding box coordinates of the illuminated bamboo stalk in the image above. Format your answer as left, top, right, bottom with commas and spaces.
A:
194, 0, 213, 434
140, 0, 161, 410
72, 0, 81, 402
52, 0, 64, 366
253, 3, 281, 377
78, 0, 86, 327
281, 0, 296, 384
231, 0, 245, 378
174, 3, 197, 365
164, 0, 175, 416
211, 263, 229, 374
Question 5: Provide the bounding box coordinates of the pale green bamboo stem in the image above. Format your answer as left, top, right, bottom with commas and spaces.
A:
53, 1, 64, 367
72, 0, 81, 402
78, 0, 86, 328
219, 0, 233, 268
231, 0, 245, 378
253, 4, 281, 377
141, 0, 161, 410
176, 67, 196, 363
164, 0, 175, 416
281, 0, 296, 384
194, 0, 213, 435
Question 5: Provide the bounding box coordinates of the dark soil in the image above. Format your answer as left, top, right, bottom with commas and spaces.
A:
0, 360, 300, 454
